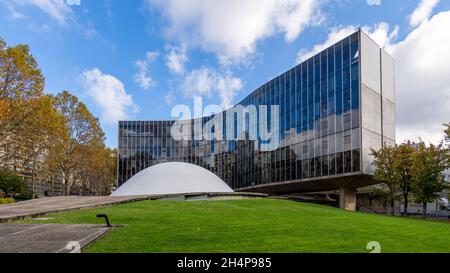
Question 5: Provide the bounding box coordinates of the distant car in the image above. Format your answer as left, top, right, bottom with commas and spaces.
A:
437, 198, 450, 218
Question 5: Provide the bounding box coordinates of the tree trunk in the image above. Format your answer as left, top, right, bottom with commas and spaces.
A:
422, 203, 427, 218
30, 173, 35, 199
391, 199, 395, 215
63, 170, 71, 196
64, 177, 69, 196
403, 193, 408, 216
31, 158, 37, 199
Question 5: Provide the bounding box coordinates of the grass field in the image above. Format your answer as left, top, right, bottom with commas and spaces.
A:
20, 199, 450, 253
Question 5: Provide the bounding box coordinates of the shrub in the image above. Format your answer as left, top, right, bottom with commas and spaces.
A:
0, 198, 15, 205
0, 169, 26, 197
14, 194, 31, 202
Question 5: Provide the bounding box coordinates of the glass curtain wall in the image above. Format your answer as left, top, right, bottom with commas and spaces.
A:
118, 32, 361, 189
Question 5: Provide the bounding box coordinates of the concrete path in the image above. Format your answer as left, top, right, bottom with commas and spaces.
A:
0, 224, 110, 253
0, 196, 149, 222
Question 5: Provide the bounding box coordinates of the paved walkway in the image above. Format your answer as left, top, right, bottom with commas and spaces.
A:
0, 224, 110, 253
0, 196, 149, 222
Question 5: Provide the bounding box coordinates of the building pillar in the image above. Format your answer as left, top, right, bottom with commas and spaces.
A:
339, 188, 356, 211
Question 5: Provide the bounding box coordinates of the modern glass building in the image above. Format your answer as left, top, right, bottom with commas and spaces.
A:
117, 30, 395, 199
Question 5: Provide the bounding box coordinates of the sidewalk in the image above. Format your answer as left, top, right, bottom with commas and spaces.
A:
0, 195, 149, 222
0, 224, 110, 253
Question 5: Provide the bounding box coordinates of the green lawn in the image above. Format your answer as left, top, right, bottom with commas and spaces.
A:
20, 199, 450, 253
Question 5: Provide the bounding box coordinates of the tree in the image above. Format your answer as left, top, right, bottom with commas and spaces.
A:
96, 147, 117, 195
394, 142, 416, 215
411, 142, 449, 217
73, 143, 116, 196
445, 123, 450, 140
443, 123, 450, 183
15, 96, 67, 196
0, 38, 44, 99
1, 37, 116, 197
0, 169, 26, 197
371, 142, 416, 215
371, 145, 401, 214
0, 37, 68, 197
50, 91, 106, 195
0, 37, 45, 147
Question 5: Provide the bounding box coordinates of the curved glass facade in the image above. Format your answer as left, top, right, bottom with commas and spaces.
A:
118, 31, 389, 192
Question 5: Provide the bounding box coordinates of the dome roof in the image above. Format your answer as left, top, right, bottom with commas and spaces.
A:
111, 162, 233, 196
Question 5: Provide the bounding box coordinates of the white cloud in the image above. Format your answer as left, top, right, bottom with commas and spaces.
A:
81, 68, 138, 124
296, 23, 398, 63
84, 24, 99, 40
147, 0, 323, 65
164, 90, 176, 105
133, 51, 159, 90
296, 26, 356, 63
2, 1, 26, 19
367, 0, 381, 6
28, 23, 52, 33
409, 0, 440, 27
391, 11, 450, 144
364, 23, 399, 51
181, 67, 243, 106
165, 44, 188, 75
10, 10, 25, 19
10, 0, 72, 24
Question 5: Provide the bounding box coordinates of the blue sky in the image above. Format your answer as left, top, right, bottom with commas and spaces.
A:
1, 0, 450, 147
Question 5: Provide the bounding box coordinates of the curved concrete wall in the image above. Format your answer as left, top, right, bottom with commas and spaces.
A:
112, 162, 233, 196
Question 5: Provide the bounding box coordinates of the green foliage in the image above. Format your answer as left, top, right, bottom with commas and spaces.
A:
0, 198, 15, 204
444, 123, 450, 141
0, 169, 25, 197
371, 142, 415, 214
444, 123, 450, 165
371, 146, 399, 191
394, 143, 416, 209
411, 142, 449, 216
370, 146, 401, 213
372, 140, 450, 216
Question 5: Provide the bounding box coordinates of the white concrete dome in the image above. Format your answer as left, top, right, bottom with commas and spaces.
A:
111, 162, 233, 196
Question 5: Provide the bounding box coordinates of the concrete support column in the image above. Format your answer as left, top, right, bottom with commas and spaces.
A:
339, 188, 356, 211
